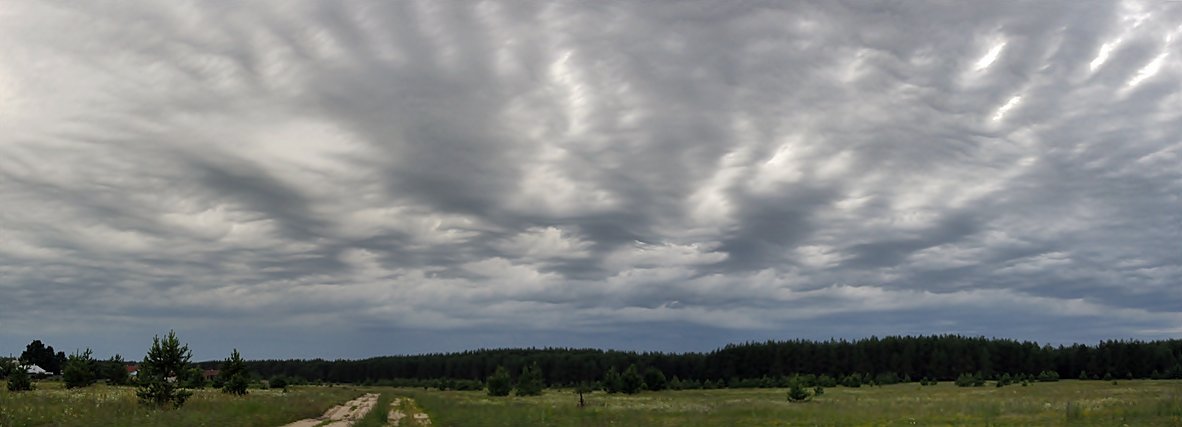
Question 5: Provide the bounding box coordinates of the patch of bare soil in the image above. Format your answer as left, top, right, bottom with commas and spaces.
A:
281, 393, 380, 427
388, 397, 431, 426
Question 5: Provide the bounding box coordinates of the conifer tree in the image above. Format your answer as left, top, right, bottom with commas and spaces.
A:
136, 331, 194, 408
620, 364, 644, 394
486, 365, 511, 396
63, 348, 97, 389
7, 365, 32, 392
219, 349, 250, 396
602, 366, 622, 393
515, 363, 544, 396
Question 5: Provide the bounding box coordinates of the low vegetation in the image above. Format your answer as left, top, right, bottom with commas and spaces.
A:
401, 380, 1182, 426
0, 383, 363, 427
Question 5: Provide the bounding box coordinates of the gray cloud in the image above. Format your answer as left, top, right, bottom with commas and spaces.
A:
2, 0, 1180, 359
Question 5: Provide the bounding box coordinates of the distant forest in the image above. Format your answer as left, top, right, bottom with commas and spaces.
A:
217, 335, 1182, 387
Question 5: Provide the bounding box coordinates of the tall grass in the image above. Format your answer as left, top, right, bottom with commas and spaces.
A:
399, 380, 1182, 426
0, 382, 362, 427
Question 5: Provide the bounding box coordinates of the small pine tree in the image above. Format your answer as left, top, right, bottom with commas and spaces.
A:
955, 373, 977, 387
486, 365, 511, 396
63, 348, 97, 389
1078, 370, 1089, 381
7, 366, 33, 392
602, 366, 622, 393
1038, 370, 1060, 382
136, 331, 194, 409
515, 363, 544, 396
219, 349, 250, 396
105, 355, 130, 386
620, 364, 644, 394
786, 379, 811, 402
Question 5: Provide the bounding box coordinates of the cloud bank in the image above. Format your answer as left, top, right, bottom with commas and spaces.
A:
1, 0, 1180, 359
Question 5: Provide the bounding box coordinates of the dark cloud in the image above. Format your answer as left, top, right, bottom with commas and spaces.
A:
1, 0, 1180, 359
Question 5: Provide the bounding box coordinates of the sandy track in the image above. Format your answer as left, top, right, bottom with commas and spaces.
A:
388, 397, 431, 426
281, 393, 380, 427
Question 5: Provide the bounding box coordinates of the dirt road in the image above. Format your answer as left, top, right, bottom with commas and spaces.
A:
281, 393, 380, 427
388, 397, 432, 426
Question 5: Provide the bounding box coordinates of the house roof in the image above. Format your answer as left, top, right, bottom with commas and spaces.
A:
23, 364, 48, 374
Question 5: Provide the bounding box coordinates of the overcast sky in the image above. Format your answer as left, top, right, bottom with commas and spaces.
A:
2, 1, 1180, 361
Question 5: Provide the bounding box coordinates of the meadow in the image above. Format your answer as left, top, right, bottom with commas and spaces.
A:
0, 382, 362, 427
2, 380, 1181, 426
400, 380, 1182, 426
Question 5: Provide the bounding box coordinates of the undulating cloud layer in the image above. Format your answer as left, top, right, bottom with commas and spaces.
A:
1, 1, 1180, 359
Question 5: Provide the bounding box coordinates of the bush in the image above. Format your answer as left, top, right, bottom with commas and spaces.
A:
841, 374, 862, 388
7, 366, 32, 392
269, 375, 288, 391
955, 373, 983, 387
486, 366, 511, 396
644, 367, 668, 391
515, 363, 544, 396
816, 374, 837, 388
105, 355, 130, 386
620, 364, 644, 394
182, 366, 206, 389
1038, 370, 1060, 382
786, 380, 811, 402
874, 372, 900, 385
602, 366, 622, 393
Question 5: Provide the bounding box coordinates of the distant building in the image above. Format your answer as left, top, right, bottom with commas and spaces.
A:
23, 364, 49, 375
203, 369, 220, 380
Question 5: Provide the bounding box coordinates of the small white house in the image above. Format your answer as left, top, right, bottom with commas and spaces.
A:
23, 364, 49, 375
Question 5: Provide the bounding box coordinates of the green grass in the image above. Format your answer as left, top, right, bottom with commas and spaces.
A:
5, 380, 1181, 426
398, 380, 1182, 426
0, 381, 363, 427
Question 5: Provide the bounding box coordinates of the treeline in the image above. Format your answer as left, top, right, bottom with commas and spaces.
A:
234, 335, 1182, 386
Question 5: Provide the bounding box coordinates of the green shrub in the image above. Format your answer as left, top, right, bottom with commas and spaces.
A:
7, 366, 32, 392
1038, 370, 1060, 382
486, 365, 511, 396
620, 364, 644, 394
955, 373, 981, 387
515, 363, 544, 396
644, 367, 668, 391
63, 348, 97, 389
269, 375, 288, 391
786, 380, 811, 402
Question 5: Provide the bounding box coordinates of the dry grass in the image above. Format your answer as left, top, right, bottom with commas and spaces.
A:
0, 381, 362, 427
399, 380, 1182, 426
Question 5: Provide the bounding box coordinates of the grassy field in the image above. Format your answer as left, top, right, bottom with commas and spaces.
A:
400, 380, 1182, 426
3, 380, 1181, 426
0, 381, 363, 427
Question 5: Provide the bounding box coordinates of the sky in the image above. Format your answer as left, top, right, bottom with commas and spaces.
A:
1, 1, 1180, 361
